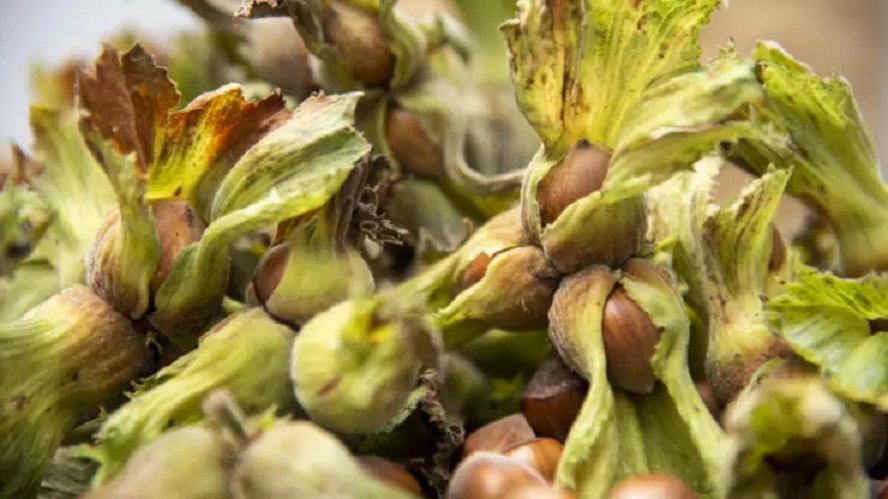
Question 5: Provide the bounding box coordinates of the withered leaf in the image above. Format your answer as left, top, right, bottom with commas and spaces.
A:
148, 84, 291, 218
78, 43, 293, 218
77, 43, 179, 172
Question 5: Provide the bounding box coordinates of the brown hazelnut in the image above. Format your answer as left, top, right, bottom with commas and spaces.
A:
608, 473, 698, 499
463, 414, 535, 458
521, 355, 587, 442
385, 106, 444, 179
768, 225, 787, 273
601, 285, 660, 394
502, 438, 563, 482
695, 380, 719, 420
458, 252, 493, 292
505, 485, 578, 499
535, 140, 611, 226
323, 1, 394, 87
356, 456, 423, 496
446, 452, 547, 499
149, 198, 205, 293
250, 243, 289, 305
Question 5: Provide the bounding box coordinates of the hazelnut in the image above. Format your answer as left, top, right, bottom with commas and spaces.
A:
457, 252, 493, 292
446, 452, 547, 499
250, 243, 289, 305
502, 438, 564, 482
149, 198, 205, 293
385, 105, 444, 179
323, 1, 394, 87
506, 485, 578, 499
601, 285, 660, 394
695, 380, 719, 419
521, 355, 587, 442
535, 140, 611, 226
608, 473, 698, 499
463, 414, 535, 458
768, 225, 786, 273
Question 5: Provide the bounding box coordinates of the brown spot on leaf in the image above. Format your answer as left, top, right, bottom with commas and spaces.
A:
151, 86, 291, 204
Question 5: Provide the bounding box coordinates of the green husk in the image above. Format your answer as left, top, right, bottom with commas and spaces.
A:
232, 420, 420, 499
291, 295, 441, 434
1, 285, 144, 499
251, 162, 375, 326
84, 425, 233, 499
722, 366, 870, 498
649, 160, 794, 407
91, 308, 298, 483
548, 262, 725, 498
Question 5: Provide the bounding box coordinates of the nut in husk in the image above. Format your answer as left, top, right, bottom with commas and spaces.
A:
601, 284, 660, 395
322, 1, 395, 88
83, 425, 232, 499
84, 203, 159, 319
291, 296, 441, 434
521, 355, 587, 442
386, 105, 444, 179
249, 239, 374, 326
148, 198, 205, 294
435, 245, 561, 347
521, 141, 647, 274
232, 421, 417, 499
248, 159, 377, 326
535, 140, 611, 228
1, 285, 145, 499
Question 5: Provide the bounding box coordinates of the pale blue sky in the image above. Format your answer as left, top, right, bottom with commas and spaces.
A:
1, 1, 886, 173
0, 0, 199, 150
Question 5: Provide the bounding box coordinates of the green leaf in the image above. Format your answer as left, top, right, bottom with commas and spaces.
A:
147, 84, 291, 220
548, 266, 618, 498
93, 308, 298, 483
767, 265, 888, 409
519, 55, 770, 274
602, 55, 772, 202
502, 0, 723, 152
150, 92, 370, 345
28, 107, 116, 286
730, 41, 888, 276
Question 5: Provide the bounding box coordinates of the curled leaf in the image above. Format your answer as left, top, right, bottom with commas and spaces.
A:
728, 42, 888, 276
767, 265, 888, 410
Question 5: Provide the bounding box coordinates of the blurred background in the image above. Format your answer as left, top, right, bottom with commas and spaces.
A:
1, 0, 885, 177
